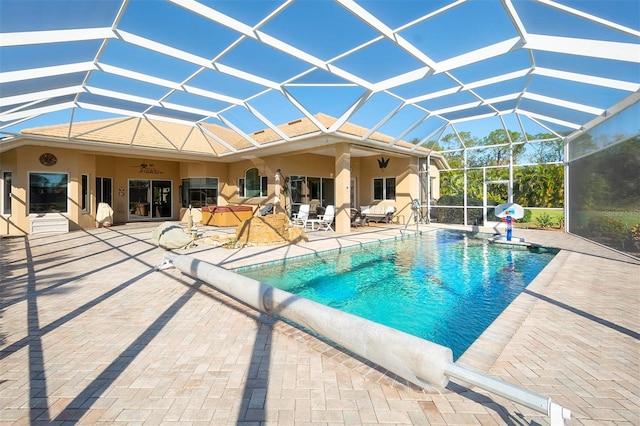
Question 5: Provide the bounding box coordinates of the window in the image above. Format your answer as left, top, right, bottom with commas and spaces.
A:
81, 174, 90, 213
2, 172, 11, 215
373, 177, 396, 200
29, 172, 68, 213
240, 168, 267, 198
96, 177, 113, 206
181, 177, 218, 208
289, 175, 335, 208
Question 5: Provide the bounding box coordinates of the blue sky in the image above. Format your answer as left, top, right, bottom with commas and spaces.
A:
1, 0, 638, 148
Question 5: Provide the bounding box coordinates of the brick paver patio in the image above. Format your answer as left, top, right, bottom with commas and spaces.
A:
1, 223, 638, 425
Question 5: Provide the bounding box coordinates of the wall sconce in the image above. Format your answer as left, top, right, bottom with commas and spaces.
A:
378, 156, 390, 169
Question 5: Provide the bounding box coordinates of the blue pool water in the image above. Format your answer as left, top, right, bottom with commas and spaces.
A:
238, 230, 557, 359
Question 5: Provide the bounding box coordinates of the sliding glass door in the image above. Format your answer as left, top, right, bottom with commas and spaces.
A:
129, 179, 172, 220
289, 175, 335, 216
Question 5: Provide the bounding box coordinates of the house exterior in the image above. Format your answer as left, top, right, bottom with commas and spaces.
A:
0, 113, 446, 236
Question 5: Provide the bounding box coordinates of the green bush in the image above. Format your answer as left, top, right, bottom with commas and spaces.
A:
435, 195, 483, 225
632, 224, 640, 251
522, 209, 532, 223
631, 224, 640, 242
437, 195, 482, 207
536, 213, 555, 228
587, 216, 628, 242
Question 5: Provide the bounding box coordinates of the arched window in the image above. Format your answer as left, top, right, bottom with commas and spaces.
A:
239, 168, 267, 198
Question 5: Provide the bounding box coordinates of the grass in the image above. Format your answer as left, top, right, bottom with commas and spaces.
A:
518, 209, 564, 230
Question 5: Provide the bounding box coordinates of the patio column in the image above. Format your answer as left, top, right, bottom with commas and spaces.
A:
335, 143, 351, 234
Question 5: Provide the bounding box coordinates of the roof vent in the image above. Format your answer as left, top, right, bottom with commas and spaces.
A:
253, 130, 265, 134
288, 119, 302, 125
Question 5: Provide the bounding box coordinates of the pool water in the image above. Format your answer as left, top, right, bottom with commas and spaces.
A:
238, 230, 557, 359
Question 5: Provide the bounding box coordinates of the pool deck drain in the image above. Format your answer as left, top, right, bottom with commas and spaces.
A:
1, 223, 638, 425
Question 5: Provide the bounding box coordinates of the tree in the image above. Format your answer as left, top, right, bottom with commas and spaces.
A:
438, 132, 476, 169
514, 164, 564, 208
423, 128, 566, 211
440, 171, 464, 199
527, 136, 564, 164
467, 129, 526, 167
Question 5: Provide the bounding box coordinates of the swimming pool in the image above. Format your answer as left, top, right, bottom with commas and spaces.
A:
238, 230, 557, 359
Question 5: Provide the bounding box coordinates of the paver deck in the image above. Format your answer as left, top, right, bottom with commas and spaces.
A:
1, 222, 638, 425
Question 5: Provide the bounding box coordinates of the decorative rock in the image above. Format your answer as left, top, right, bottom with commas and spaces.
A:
235, 213, 308, 247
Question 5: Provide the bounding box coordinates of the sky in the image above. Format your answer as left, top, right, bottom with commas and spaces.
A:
1, 0, 639, 150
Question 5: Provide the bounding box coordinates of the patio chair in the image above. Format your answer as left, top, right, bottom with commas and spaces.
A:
350, 208, 365, 227
315, 205, 335, 232
291, 204, 310, 228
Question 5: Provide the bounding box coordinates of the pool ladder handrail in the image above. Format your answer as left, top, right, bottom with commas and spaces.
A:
401, 199, 422, 236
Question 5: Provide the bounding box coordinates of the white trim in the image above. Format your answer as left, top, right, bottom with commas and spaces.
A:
1, 171, 12, 216
525, 34, 640, 63
0, 27, 115, 47
0, 62, 96, 84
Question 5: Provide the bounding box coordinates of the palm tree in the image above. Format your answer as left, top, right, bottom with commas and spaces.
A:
514, 165, 564, 208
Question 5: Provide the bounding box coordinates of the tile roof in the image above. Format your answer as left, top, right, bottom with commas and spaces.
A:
20, 113, 431, 157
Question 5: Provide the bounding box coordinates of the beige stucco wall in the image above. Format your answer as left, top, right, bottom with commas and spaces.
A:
179, 161, 230, 206
1, 146, 187, 235
1, 140, 439, 236
0, 148, 20, 235
226, 153, 338, 210
429, 163, 441, 201
0, 146, 96, 234
358, 155, 417, 223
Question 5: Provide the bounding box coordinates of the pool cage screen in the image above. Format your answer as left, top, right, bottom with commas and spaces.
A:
419, 95, 640, 259
419, 128, 565, 229
565, 98, 640, 258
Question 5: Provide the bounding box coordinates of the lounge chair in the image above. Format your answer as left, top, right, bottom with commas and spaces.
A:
291, 204, 310, 228
361, 205, 395, 223
315, 205, 335, 232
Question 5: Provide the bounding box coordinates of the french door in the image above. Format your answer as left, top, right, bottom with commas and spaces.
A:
129, 179, 172, 220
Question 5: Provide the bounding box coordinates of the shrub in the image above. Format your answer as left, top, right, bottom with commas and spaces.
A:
435, 195, 483, 225
536, 213, 555, 228
521, 209, 532, 223
631, 224, 640, 250
587, 216, 628, 242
